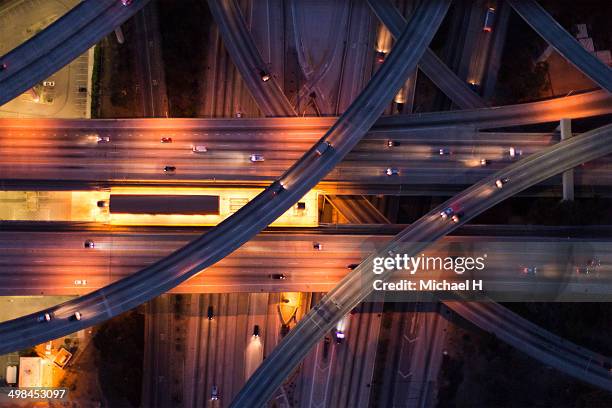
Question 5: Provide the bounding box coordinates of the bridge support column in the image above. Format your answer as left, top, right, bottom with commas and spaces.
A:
560, 118, 574, 201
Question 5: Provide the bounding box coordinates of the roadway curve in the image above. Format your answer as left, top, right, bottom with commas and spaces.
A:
444, 301, 611, 391
207, 0, 297, 116
507, 0, 612, 93
0, 0, 151, 106
231, 123, 612, 407
367, 0, 487, 109
0, 0, 451, 354
376, 89, 610, 130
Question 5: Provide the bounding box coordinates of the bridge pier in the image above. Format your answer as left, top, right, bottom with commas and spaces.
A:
561, 118, 574, 201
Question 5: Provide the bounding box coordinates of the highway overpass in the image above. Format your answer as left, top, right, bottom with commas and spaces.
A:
0, 0, 151, 106
0, 0, 451, 354
232, 122, 612, 405
0, 225, 608, 296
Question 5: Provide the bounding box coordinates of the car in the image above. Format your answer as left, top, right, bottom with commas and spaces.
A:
495, 178, 509, 188
253, 325, 260, 337
483, 7, 495, 32
84, 239, 95, 248
375, 51, 386, 63
587, 257, 601, 269
73, 312, 82, 321
577, 257, 601, 275
121, 0, 133, 5
43, 81, 55, 87
250, 154, 265, 162
386, 168, 399, 176
440, 207, 455, 220
236, 111, 243, 118
269, 274, 287, 280
509, 147, 522, 158
97, 200, 107, 208
315, 141, 331, 156
296, 202, 306, 210
480, 158, 490, 166
74, 279, 87, 286
387, 140, 400, 147
521, 266, 537, 276
192, 145, 207, 153
161, 137, 172, 143
207, 306, 214, 320
97, 136, 110, 144
163, 166, 176, 173
259, 70, 271, 82
270, 181, 285, 195
347, 263, 359, 270
439, 148, 451, 155
335, 316, 348, 344
575, 266, 591, 275
211, 385, 219, 400
468, 80, 479, 90
313, 242, 323, 251
0, 62, 7, 70
78, 87, 87, 93
38, 312, 52, 322
451, 213, 462, 223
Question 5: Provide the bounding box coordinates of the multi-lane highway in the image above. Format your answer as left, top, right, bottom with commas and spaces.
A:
133, 0, 169, 118
0, 0, 450, 355
2, 125, 612, 192
0, 226, 609, 296
231, 123, 612, 406
207, 0, 296, 117
1, 90, 610, 191
507, 0, 612, 93
367, 0, 488, 109
142, 292, 291, 408
0, 0, 150, 106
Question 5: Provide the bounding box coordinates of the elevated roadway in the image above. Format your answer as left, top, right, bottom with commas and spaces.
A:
1, 90, 610, 191
0, 226, 609, 296
206, 0, 296, 116
368, 0, 487, 109
231, 123, 612, 406
0, 0, 451, 354
507, 0, 612, 93
0, 0, 151, 106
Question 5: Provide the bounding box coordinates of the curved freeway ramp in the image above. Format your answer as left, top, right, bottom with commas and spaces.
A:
0, 0, 451, 354
377, 89, 611, 130
444, 301, 612, 390
231, 122, 612, 407
0, 0, 151, 106
207, 0, 297, 116
507, 0, 612, 94
368, 0, 487, 109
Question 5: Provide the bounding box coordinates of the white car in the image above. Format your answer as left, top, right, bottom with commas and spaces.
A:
42, 81, 55, 87
495, 178, 509, 188
74, 279, 88, 286
250, 154, 265, 162
192, 145, 208, 153
38, 312, 52, 322
509, 147, 522, 158
386, 168, 399, 176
